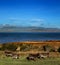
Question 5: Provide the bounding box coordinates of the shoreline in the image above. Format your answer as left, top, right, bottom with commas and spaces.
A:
1, 40, 60, 47
1, 40, 60, 43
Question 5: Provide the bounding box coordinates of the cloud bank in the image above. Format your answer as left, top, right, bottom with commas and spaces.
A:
8, 18, 44, 27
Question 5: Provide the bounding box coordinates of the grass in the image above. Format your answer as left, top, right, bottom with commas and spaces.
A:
0, 55, 60, 65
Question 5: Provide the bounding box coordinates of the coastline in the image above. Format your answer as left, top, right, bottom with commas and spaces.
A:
1, 40, 60, 47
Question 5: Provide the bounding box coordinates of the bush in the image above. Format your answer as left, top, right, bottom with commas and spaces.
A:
42, 45, 53, 52
49, 49, 55, 52
1, 44, 7, 50
57, 47, 60, 53
1, 43, 17, 51
7, 44, 17, 51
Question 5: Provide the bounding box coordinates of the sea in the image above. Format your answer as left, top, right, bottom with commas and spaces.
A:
0, 32, 60, 43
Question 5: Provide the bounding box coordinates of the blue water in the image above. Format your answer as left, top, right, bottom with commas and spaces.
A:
0, 32, 60, 43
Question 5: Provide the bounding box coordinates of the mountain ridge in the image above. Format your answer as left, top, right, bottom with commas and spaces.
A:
0, 25, 60, 32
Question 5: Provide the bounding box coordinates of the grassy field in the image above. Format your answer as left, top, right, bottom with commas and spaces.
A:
0, 56, 60, 65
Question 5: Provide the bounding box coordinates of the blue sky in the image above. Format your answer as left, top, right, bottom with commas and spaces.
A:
0, 0, 60, 28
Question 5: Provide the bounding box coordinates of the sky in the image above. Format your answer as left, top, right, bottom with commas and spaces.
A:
0, 0, 60, 28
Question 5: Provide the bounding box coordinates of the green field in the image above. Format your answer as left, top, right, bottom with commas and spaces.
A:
0, 56, 60, 65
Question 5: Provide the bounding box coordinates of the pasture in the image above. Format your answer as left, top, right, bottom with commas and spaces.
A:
0, 55, 60, 65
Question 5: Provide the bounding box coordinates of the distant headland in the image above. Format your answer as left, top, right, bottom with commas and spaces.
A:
0, 25, 60, 32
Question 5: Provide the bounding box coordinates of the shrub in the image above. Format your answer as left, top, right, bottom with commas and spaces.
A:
1, 43, 17, 51
57, 47, 60, 53
42, 45, 53, 52
49, 49, 55, 52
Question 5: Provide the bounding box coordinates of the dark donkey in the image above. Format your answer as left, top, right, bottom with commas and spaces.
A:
29, 53, 41, 58
26, 53, 41, 61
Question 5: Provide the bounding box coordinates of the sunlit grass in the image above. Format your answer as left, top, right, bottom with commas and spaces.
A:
0, 55, 60, 65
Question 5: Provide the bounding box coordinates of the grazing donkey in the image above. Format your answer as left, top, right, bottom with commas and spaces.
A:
26, 53, 41, 61
12, 53, 19, 59
4, 51, 12, 57
4, 51, 19, 59
29, 53, 41, 59
26, 56, 35, 61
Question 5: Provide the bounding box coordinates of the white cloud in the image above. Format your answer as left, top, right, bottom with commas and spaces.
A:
30, 18, 44, 22
8, 18, 44, 26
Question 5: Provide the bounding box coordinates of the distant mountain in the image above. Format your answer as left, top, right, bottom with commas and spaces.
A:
0, 25, 60, 32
